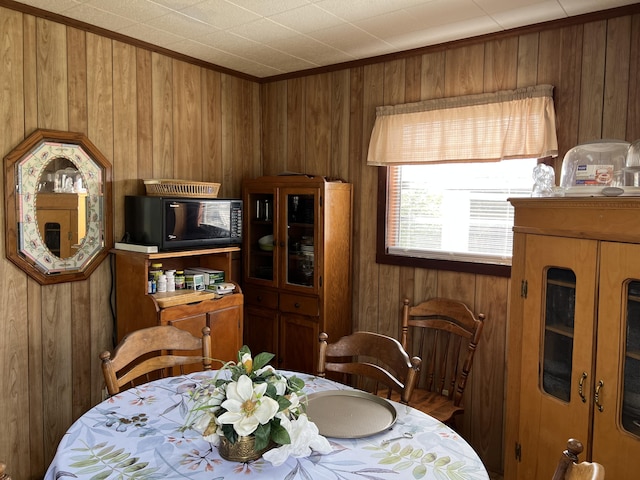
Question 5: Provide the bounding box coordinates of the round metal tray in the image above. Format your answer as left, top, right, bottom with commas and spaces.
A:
305, 390, 396, 438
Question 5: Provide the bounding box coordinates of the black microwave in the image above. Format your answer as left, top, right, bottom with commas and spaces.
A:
124, 196, 242, 250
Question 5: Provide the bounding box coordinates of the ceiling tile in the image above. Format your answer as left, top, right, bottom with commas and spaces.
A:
307, 24, 392, 59
146, 12, 220, 39
179, 0, 261, 29
85, 0, 172, 23
225, 18, 298, 44
226, 0, 312, 17
267, 4, 346, 33
58, 4, 137, 33
559, 0, 638, 16
116, 22, 185, 48
490, 1, 567, 29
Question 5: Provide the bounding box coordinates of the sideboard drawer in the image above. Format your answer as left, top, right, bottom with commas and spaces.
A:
244, 288, 278, 309
280, 294, 319, 317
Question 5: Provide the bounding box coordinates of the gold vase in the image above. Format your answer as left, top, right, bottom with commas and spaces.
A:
218, 435, 272, 462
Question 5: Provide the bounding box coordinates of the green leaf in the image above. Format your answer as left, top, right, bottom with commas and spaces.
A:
270, 422, 291, 445
69, 458, 100, 468
254, 423, 271, 451
89, 472, 111, 480
277, 396, 292, 412
287, 376, 305, 391
123, 462, 149, 472
253, 352, 274, 371
410, 448, 424, 459
265, 383, 277, 398
238, 345, 251, 361
394, 460, 414, 471
101, 448, 125, 460
412, 464, 427, 479
422, 452, 437, 463
95, 445, 115, 457
434, 456, 451, 467
222, 424, 238, 444
115, 457, 137, 469
76, 465, 105, 474
380, 455, 403, 464
399, 445, 414, 456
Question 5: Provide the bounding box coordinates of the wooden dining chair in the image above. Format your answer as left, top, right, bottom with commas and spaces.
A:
0, 461, 11, 480
552, 438, 605, 480
100, 325, 212, 395
398, 297, 484, 424
317, 331, 421, 404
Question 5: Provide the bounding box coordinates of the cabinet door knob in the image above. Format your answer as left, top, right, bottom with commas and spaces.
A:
594, 380, 604, 412
256, 296, 262, 302
294, 302, 300, 308
578, 372, 587, 403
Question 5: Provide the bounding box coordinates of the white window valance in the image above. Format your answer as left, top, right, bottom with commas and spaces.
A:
367, 84, 558, 166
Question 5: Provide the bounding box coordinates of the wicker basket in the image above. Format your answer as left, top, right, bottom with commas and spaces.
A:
143, 179, 220, 198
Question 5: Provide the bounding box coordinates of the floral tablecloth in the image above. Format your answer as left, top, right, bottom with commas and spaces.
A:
45, 370, 489, 479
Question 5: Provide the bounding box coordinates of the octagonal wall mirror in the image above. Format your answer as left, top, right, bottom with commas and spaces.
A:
4, 129, 113, 285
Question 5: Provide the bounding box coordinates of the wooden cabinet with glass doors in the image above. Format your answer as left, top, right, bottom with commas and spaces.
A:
242, 175, 352, 374
505, 197, 640, 480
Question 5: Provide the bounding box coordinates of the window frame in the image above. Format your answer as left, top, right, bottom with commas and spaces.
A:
376, 166, 512, 278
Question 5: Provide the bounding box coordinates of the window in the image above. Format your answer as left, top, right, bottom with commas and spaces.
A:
369, 85, 558, 276
383, 160, 537, 273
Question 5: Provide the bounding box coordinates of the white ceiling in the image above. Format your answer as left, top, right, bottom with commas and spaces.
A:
11, 0, 639, 79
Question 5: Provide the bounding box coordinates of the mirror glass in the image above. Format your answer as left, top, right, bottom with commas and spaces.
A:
4, 129, 112, 284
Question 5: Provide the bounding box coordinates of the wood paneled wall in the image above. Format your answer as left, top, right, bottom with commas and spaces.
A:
0, 7, 260, 479
260, 10, 640, 477
1, 3, 639, 478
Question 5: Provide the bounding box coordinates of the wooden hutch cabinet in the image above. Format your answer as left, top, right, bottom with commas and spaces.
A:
505, 198, 640, 480
112, 247, 243, 368
242, 175, 352, 374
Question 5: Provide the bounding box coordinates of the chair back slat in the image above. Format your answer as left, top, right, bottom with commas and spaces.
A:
399, 297, 484, 423
100, 325, 212, 396
318, 331, 421, 405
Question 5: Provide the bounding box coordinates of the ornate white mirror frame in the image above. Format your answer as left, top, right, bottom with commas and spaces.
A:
4, 129, 113, 285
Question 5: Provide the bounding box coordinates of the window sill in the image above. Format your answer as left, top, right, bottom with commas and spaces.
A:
376, 249, 511, 277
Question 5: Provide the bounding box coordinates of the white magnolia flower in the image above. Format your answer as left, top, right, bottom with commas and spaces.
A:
255, 365, 275, 376
216, 374, 279, 437
240, 352, 253, 372
268, 373, 288, 396
263, 414, 332, 466
191, 385, 226, 442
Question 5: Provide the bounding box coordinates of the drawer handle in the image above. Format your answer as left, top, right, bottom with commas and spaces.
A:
294, 302, 300, 308
578, 372, 587, 403
595, 380, 604, 412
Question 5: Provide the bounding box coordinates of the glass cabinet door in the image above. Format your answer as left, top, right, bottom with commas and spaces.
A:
542, 268, 577, 402
245, 190, 275, 284
517, 234, 596, 478
594, 242, 640, 477
281, 188, 317, 289
623, 281, 640, 436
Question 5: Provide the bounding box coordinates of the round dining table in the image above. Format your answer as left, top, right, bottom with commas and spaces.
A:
45, 370, 489, 479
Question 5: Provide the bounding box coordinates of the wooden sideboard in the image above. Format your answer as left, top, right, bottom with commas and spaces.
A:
112, 247, 243, 368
